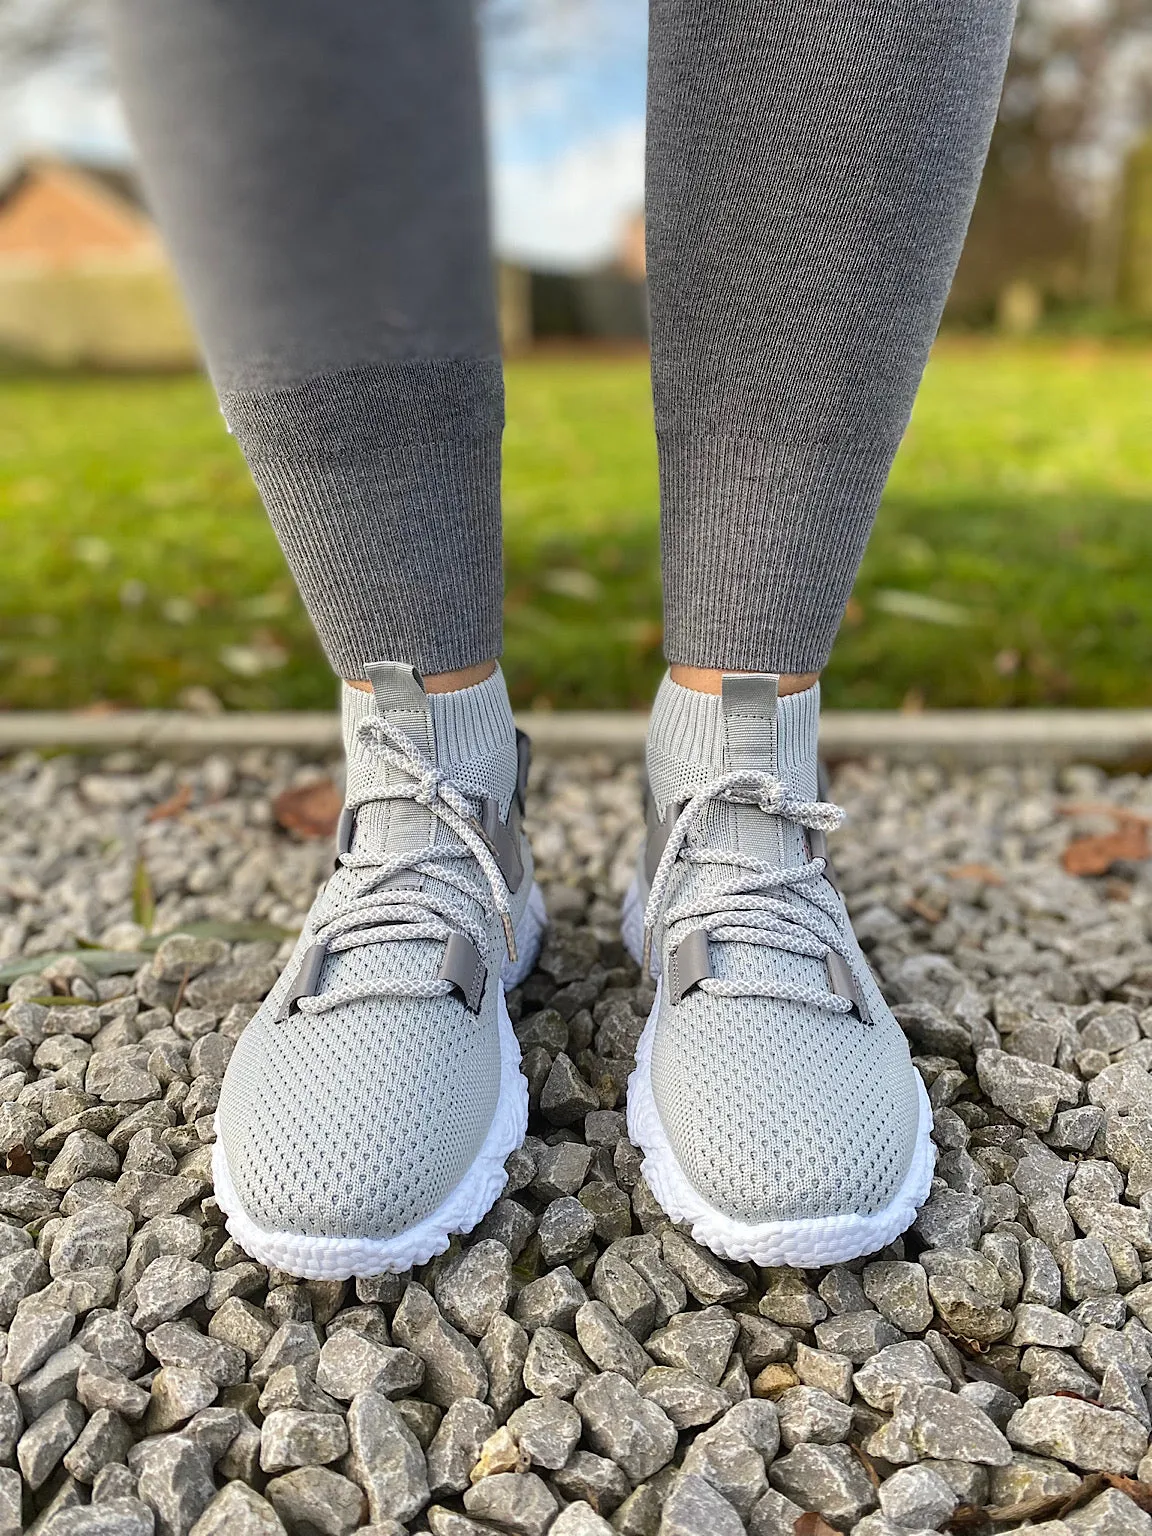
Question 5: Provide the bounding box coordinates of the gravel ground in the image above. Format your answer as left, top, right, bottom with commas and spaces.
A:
2, 746, 1152, 1535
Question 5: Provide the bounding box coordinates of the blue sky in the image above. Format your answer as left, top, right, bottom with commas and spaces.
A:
2, 0, 648, 272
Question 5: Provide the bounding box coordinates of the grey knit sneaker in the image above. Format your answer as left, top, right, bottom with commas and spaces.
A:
213, 663, 545, 1279
622, 673, 933, 1267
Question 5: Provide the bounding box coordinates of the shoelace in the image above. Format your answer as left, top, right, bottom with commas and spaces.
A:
295, 715, 516, 1017
643, 768, 860, 1012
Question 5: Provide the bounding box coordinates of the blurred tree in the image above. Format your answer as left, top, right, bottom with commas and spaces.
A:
951, 0, 1152, 324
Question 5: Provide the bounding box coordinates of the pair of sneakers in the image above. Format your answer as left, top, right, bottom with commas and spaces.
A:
212, 662, 934, 1279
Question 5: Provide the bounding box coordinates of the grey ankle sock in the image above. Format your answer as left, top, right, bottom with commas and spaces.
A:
647, 673, 821, 800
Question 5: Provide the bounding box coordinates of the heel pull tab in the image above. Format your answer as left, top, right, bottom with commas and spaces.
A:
363, 662, 426, 714
721, 673, 779, 772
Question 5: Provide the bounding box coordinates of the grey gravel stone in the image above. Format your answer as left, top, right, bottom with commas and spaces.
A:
188, 1481, 286, 1536
590, 1249, 656, 1340
1008, 1394, 1149, 1473
575, 1300, 652, 1383
388, 1284, 487, 1409
131, 1433, 217, 1536
976, 1050, 1082, 1131
769, 1442, 878, 1527
463, 1470, 558, 1536
344, 1390, 429, 1525
315, 1329, 423, 1402
522, 1326, 593, 1399
746, 1489, 807, 1536
260, 1409, 348, 1472
551, 1448, 632, 1513
776, 1385, 853, 1448
853, 1342, 951, 1411
638, 1365, 730, 1429
537, 1195, 597, 1267
867, 1383, 1012, 1466
1064, 1488, 1152, 1535
878, 1462, 958, 1528
63, 1407, 134, 1483
507, 1395, 581, 1470
145, 1366, 219, 1433
264, 1466, 366, 1536
660, 1231, 747, 1306
146, 1322, 245, 1389
425, 1397, 495, 1496
434, 1241, 512, 1339
987, 1450, 1082, 1506
550, 1500, 616, 1536
576, 1371, 678, 1483
813, 1310, 902, 1364
862, 1260, 933, 1334
42, 1500, 157, 1536
659, 1472, 744, 1536
478, 1311, 528, 1424
131, 1257, 210, 1332
645, 1306, 738, 1386
17, 1396, 85, 1489
513, 1267, 587, 1334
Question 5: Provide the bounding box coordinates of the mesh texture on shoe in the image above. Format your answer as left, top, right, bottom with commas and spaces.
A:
644, 673, 922, 1225
217, 665, 528, 1241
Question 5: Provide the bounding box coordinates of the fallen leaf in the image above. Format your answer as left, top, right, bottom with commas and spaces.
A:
1100, 1473, 1152, 1514
171, 967, 192, 1016
146, 783, 192, 822
1062, 815, 1149, 876
947, 1504, 988, 1530
794, 1515, 842, 1536
852, 1445, 881, 1490
946, 863, 1004, 885
273, 779, 342, 840
5, 1146, 33, 1176
906, 897, 944, 924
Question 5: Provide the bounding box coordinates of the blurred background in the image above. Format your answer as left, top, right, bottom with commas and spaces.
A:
0, 0, 1150, 714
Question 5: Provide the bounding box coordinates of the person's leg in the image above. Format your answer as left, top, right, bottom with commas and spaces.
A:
647, 0, 1016, 682
106, 0, 542, 1277
629, 0, 1016, 1264
105, 0, 501, 689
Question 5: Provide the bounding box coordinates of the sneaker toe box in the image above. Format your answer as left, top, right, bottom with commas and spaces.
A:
649, 990, 924, 1228
216, 991, 502, 1242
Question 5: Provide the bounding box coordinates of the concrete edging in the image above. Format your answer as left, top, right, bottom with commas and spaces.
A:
3, 709, 1152, 766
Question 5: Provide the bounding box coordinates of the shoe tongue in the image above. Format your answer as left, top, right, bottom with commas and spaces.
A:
646, 673, 821, 870
341, 662, 519, 867
721, 674, 785, 865
344, 662, 437, 860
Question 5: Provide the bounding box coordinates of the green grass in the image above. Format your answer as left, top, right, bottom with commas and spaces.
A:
1, 339, 1150, 712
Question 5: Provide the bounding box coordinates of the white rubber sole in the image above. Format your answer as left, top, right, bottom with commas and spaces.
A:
211, 882, 546, 1281
622, 874, 936, 1267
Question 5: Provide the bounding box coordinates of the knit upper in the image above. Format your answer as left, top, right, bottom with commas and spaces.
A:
644, 674, 922, 1224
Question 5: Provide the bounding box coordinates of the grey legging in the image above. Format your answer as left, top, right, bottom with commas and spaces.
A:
106, 0, 1016, 680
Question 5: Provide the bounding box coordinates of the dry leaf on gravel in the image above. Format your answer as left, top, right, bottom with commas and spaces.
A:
1061, 813, 1149, 876
273, 778, 342, 839
146, 783, 192, 822
794, 1515, 842, 1536
5, 1147, 33, 1176
946, 863, 1004, 885
951, 1470, 1152, 1528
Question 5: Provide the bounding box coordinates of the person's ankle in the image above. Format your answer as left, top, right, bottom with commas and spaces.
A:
345, 660, 497, 696
668, 664, 819, 697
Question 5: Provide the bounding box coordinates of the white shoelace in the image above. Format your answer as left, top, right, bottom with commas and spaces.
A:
643, 768, 859, 1011
297, 716, 516, 1017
